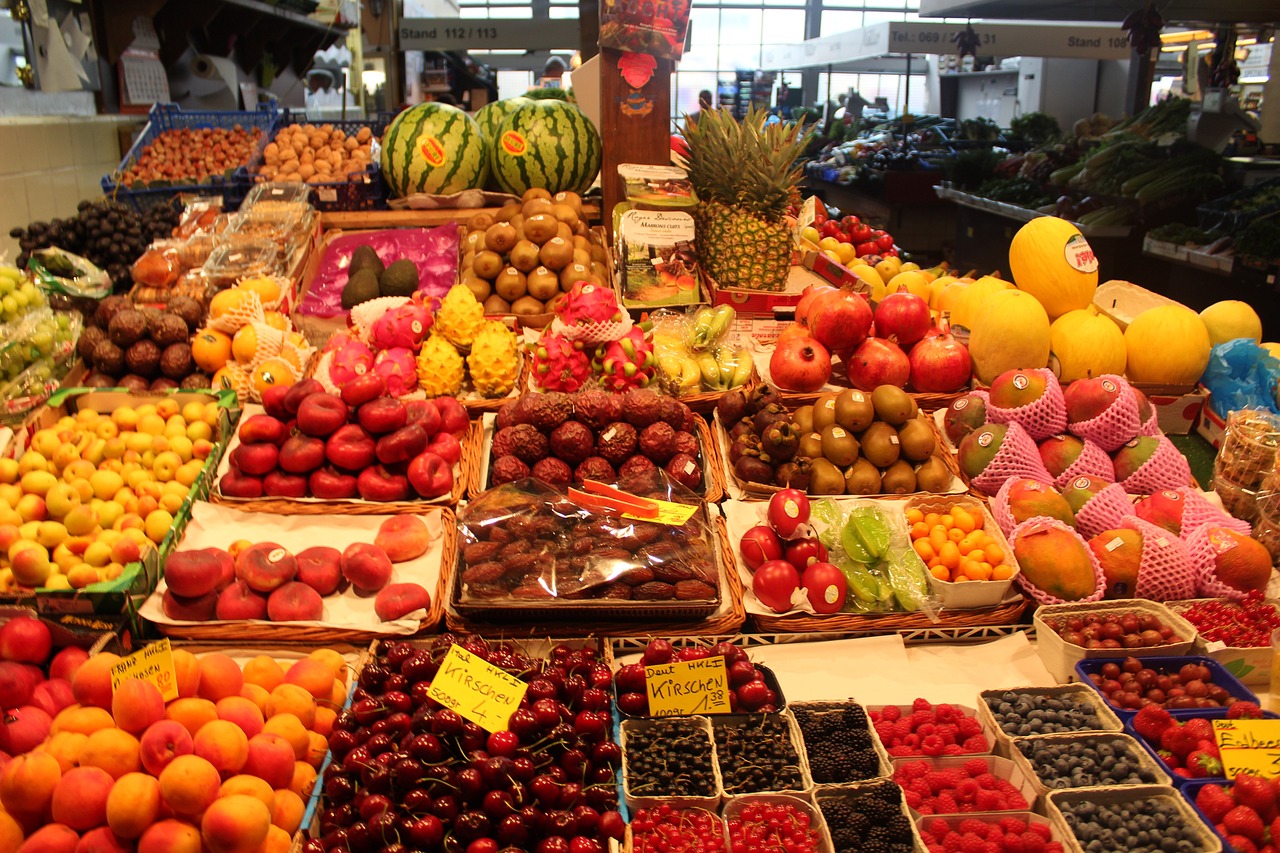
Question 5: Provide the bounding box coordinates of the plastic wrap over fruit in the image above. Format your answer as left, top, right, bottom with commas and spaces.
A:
374, 346, 418, 397
328, 337, 375, 386
455, 474, 717, 605
298, 224, 460, 317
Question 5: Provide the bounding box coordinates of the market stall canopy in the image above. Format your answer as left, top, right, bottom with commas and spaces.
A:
760, 20, 1132, 71
919, 0, 1280, 24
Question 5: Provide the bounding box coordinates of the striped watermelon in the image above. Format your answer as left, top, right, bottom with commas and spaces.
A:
381, 103, 487, 197
475, 96, 532, 147
490, 101, 601, 196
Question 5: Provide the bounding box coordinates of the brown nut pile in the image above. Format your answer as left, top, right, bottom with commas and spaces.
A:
256, 122, 375, 184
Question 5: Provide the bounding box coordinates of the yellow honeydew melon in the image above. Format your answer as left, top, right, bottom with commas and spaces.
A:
1008, 216, 1099, 319
1049, 309, 1127, 382
969, 289, 1052, 384
1199, 300, 1263, 347
1124, 304, 1211, 385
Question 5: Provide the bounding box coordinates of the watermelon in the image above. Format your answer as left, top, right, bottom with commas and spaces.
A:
475, 96, 533, 147
381, 102, 488, 198
490, 101, 602, 196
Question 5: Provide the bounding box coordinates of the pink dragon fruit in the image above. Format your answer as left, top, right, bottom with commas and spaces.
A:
328, 338, 375, 385
531, 333, 591, 393
324, 330, 356, 355
370, 301, 432, 351
595, 327, 656, 392
558, 281, 622, 327
374, 347, 418, 397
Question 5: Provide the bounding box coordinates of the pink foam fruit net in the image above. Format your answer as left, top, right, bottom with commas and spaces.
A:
985, 368, 1068, 441
1066, 375, 1143, 452
1009, 515, 1106, 606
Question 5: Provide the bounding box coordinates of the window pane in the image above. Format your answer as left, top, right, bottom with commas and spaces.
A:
548, 6, 577, 17
761, 9, 804, 45
862, 10, 907, 26
680, 8, 720, 71
820, 11, 862, 37
497, 70, 533, 99
674, 72, 720, 123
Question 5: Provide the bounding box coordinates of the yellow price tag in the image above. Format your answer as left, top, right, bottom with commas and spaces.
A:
644, 656, 732, 716
1214, 719, 1280, 779
623, 498, 698, 527
110, 638, 179, 702
426, 644, 528, 733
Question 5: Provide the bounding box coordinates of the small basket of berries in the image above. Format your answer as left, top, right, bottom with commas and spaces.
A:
1167, 594, 1280, 687
1032, 598, 1198, 682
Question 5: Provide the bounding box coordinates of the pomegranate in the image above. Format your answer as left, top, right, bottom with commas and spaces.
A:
770, 336, 831, 392
796, 285, 836, 328
845, 337, 909, 391
808, 288, 872, 354
909, 328, 972, 393
874, 292, 932, 348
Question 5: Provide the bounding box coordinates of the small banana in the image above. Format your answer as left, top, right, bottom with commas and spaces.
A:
678, 357, 702, 395
728, 346, 754, 388
696, 351, 725, 390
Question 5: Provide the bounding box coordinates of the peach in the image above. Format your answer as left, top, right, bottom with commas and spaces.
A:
271, 788, 304, 833
234, 544, 296, 594
71, 652, 121, 709
139, 719, 194, 775
52, 704, 115, 736
166, 697, 219, 737
163, 587, 218, 621
49, 646, 90, 681
158, 754, 220, 817
305, 731, 328, 769
265, 581, 323, 623
241, 733, 295, 789
308, 648, 346, 683
375, 581, 432, 622
0, 749, 61, 815
196, 654, 244, 703
73, 826, 133, 852
164, 549, 223, 598
137, 819, 204, 853
242, 656, 284, 692
295, 546, 343, 597
32, 678, 76, 717
0, 810, 21, 852
16, 824, 79, 853
171, 649, 201, 697
313, 706, 336, 738
215, 581, 268, 622
112, 677, 165, 734
289, 760, 317, 799
79, 727, 141, 779
216, 696, 264, 738
265, 683, 315, 729
220, 774, 275, 812
283, 658, 333, 699
241, 683, 269, 714
5, 705, 52, 754
330, 678, 347, 708
261, 714, 308, 761
340, 542, 393, 593
39, 730, 88, 773
257, 824, 291, 853
193, 719, 248, 775
201, 793, 271, 853
375, 514, 433, 561
106, 771, 161, 839
51, 765, 114, 830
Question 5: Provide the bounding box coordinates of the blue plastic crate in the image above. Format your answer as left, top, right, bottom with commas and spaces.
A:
244, 111, 392, 212
1075, 656, 1260, 721
101, 103, 280, 212
1124, 707, 1278, 788
1182, 779, 1251, 852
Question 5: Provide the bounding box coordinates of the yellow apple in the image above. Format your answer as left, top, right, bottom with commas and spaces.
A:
36, 521, 68, 550
82, 541, 112, 568
17, 451, 48, 476
113, 407, 139, 431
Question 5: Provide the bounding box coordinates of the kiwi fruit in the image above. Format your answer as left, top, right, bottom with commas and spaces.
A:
879, 460, 917, 495
522, 198, 554, 218
485, 222, 518, 253
871, 386, 914, 425
509, 240, 541, 273
524, 213, 559, 244
467, 212, 495, 232
808, 458, 846, 495
559, 262, 595, 290
539, 237, 574, 271
798, 431, 824, 459
464, 230, 485, 252
915, 456, 952, 492
483, 295, 512, 314
526, 266, 561, 301
812, 394, 838, 430
473, 250, 504, 280
494, 267, 528, 302
791, 405, 815, 435
461, 271, 491, 302
860, 422, 901, 468
834, 389, 875, 432
820, 424, 859, 467
844, 459, 882, 495
523, 187, 552, 203
898, 417, 937, 462
510, 296, 545, 316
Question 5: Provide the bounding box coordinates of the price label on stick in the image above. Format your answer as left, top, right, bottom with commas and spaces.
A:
427, 644, 528, 732
645, 657, 732, 716
1214, 719, 1280, 778
110, 638, 179, 702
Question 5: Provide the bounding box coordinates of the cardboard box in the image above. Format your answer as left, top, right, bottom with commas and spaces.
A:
801, 251, 875, 294
1196, 388, 1228, 449
1131, 384, 1206, 436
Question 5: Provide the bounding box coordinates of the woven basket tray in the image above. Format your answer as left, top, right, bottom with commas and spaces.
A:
209, 415, 481, 511
750, 596, 1029, 634
675, 369, 761, 416
444, 513, 747, 636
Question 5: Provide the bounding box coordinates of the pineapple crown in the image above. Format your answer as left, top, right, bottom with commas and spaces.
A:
681, 107, 811, 223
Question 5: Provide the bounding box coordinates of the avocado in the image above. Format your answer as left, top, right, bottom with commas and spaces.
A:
341, 269, 381, 310
348, 244, 384, 278
379, 258, 420, 297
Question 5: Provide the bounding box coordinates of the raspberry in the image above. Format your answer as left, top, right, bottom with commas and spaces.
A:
903, 733, 921, 749
888, 745, 916, 757
905, 790, 924, 809
1020, 831, 1046, 853
918, 722, 937, 737
880, 705, 902, 722
1029, 823, 1050, 841
976, 773, 999, 788
936, 703, 960, 723
963, 735, 989, 752
958, 717, 983, 737
963, 759, 990, 777
926, 771, 955, 793
975, 790, 1000, 811
896, 759, 929, 780
913, 698, 934, 712
957, 819, 989, 836
960, 834, 986, 853
922, 735, 947, 756
927, 819, 951, 838
943, 832, 964, 853
956, 779, 979, 800
911, 710, 933, 727
999, 817, 1028, 835
944, 744, 966, 756
1002, 835, 1026, 853
981, 843, 1001, 853
894, 720, 914, 739
937, 794, 959, 813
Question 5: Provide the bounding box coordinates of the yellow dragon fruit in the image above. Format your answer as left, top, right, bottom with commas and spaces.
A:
434, 285, 485, 350
467, 321, 520, 398
417, 334, 465, 397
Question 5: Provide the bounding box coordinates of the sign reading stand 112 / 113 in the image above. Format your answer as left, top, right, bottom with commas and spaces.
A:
400, 19, 580, 51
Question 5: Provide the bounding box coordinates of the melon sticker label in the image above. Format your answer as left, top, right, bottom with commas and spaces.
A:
1102, 379, 1117, 393
1072, 477, 1091, 489
1012, 374, 1028, 390
978, 432, 992, 447
419, 136, 447, 167
954, 398, 968, 410
1064, 234, 1099, 274
501, 131, 528, 157
1161, 491, 1181, 501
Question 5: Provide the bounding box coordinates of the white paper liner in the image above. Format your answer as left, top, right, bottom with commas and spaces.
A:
551, 315, 634, 346
139, 501, 444, 634
243, 321, 286, 371
314, 350, 341, 396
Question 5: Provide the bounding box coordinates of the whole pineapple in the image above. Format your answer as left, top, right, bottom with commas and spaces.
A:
417, 333, 465, 397
682, 107, 810, 292
434, 284, 485, 350
467, 320, 520, 398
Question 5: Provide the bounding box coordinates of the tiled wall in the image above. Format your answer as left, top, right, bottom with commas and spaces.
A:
0, 116, 135, 263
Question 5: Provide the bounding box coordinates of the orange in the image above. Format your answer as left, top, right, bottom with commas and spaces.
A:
209, 288, 254, 319
929, 527, 948, 551
237, 276, 283, 304
930, 565, 949, 581
910, 522, 929, 540
958, 532, 985, 555
913, 540, 935, 562
924, 513, 940, 528
947, 527, 965, 543
261, 311, 290, 331
906, 508, 924, 525
938, 542, 961, 570
251, 359, 297, 396
232, 324, 263, 364
940, 514, 954, 529
192, 329, 233, 373
992, 564, 1015, 580
983, 544, 1005, 565
952, 507, 977, 533
211, 362, 250, 395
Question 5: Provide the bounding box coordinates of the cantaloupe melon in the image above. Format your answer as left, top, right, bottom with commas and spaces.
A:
968, 289, 1051, 385
1049, 309, 1127, 382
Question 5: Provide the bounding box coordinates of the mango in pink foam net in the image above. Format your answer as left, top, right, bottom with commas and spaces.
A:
985, 368, 1068, 441
1071, 481, 1135, 539
990, 476, 1073, 539
1118, 514, 1197, 601
1051, 438, 1115, 490
1134, 487, 1251, 539
1187, 522, 1276, 601
1065, 374, 1142, 452
1117, 435, 1193, 495
967, 421, 1054, 497
1010, 516, 1106, 606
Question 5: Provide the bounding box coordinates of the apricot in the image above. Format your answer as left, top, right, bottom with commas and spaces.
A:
51, 704, 115, 736
139, 718, 194, 776
289, 760, 317, 799
71, 652, 121, 709
241, 683, 270, 714
0, 810, 21, 852
329, 678, 347, 708
166, 696, 219, 737
201, 793, 271, 853
196, 653, 244, 702
0, 749, 61, 816
257, 824, 292, 853
241, 655, 284, 692
261, 713, 308, 760
220, 773, 275, 812
112, 677, 165, 733
193, 719, 249, 774
79, 727, 141, 779
38, 730, 88, 773
106, 771, 162, 839
138, 819, 204, 853
265, 683, 315, 729
70, 826, 133, 852
216, 695, 265, 738
283, 658, 332, 700
308, 648, 346, 683
242, 732, 295, 789
50, 765, 113, 830
15, 824, 79, 852
271, 788, 304, 833
313, 706, 336, 738
158, 754, 221, 817
172, 648, 202, 697
305, 731, 328, 769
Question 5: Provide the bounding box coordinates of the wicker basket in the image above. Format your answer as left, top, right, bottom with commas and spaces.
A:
1008, 732, 1171, 798
445, 512, 747, 635
1044, 785, 1222, 853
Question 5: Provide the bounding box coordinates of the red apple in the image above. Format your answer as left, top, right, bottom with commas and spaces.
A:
376, 424, 429, 466
261, 385, 290, 420
296, 394, 349, 438
30, 679, 74, 717
310, 467, 359, 500
408, 452, 453, 499
219, 470, 264, 498
325, 424, 377, 471
263, 470, 309, 498
341, 372, 388, 408
231, 442, 278, 477
0, 615, 52, 664
283, 378, 326, 415
0, 661, 34, 707
48, 646, 88, 682
432, 397, 469, 438
278, 434, 327, 474
238, 414, 287, 446
358, 398, 408, 435
405, 400, 442, 437
425, 432, 462, 466
357, 466, 412, 502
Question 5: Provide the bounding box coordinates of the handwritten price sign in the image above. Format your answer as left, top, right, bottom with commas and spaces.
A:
1214, 719, 1280, 779
427, 644, 528, 733
644, 657, 731, 716
110, 638, 179, 702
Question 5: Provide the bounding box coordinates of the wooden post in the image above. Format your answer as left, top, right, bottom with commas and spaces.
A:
598, 38, 673, 238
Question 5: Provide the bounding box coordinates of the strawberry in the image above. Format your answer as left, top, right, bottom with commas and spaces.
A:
1182, 717, 1215, 742
1271, 816, 1280, 845
1234, 774, 1280, 822
1197, 739, 1221, 758
1187, 749, 1224, 777
1197, 783, 1237, 822
1132, 704, 1175, 740
1230, 835, 1262, 853
1230, 701, 1266, 719
1225, 805, 1266, 842
1156, 748, 1180, 768
1159, 726, 1199, 758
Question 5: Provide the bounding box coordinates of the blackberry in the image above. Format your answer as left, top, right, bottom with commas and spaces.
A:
818, 785, 912, 853
794, 703, 881, 784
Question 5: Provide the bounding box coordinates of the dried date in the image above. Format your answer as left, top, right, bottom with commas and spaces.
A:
462, 562, 506, 584
632, 582, 676, 601
675, 580, 716, 600
463, 541, 502, 564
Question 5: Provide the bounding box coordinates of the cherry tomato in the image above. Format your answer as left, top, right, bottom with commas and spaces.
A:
851, 224, 873, 242
876, 233, 896, 251
812, 204, 828, 225
855, 240, 879, 257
